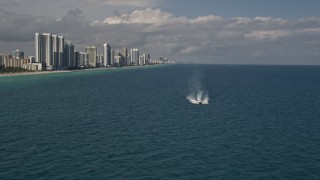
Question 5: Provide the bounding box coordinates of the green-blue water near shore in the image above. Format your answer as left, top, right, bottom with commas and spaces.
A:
1, 64, 320, 179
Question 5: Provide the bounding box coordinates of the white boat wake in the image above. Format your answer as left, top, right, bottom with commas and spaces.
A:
186, 90, 209, 105
186, 71, 210, 105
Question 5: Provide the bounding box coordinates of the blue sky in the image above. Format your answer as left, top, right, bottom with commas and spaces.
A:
0, 0, 320, 65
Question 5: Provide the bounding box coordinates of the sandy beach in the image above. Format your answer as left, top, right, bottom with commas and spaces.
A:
0, 70, 71, 77
0, 65, 161, 77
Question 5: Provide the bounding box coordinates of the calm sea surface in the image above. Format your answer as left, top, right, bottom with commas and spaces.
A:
1, 64, 320, 179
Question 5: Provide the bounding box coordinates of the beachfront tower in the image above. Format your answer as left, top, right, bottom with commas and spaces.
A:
103, 43, 111, 67
85, 46, 97, 67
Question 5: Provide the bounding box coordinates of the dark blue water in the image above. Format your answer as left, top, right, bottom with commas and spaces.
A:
1, 64, 320, 179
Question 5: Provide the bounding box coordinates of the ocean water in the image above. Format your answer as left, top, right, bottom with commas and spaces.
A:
1, 64, 320, 179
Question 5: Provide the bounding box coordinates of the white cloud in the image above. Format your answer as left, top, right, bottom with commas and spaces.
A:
1, 8, 320, 65
245, 30, 291, 41
97, 9, 320, 64
301, 28, 320, 33
190, 15, 223, 24
96, 0, 157, 7
102, 8, 222, 25
103, 8, 173, 24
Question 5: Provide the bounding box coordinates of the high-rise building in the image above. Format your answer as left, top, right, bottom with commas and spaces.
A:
74, 51, 80, 68
142, 54, 147, 65
35, 33, 40, 63
96, 54, 103, 67
103, 43, 111, 67
139, 55, 144, 66
79, 52, 88, 67
85, 46, 97, 67
52, 35, 65, 68
12, 49, 24, 59
130, 48, 139, 65
111, 50, 115, 66
52, 35, 59, 67
147, 54, 151, 65
114, 54, 121, 67
127, 54, 131, 65
122, 47, 129, 66
35, 33, 64, 70
58, 36, 65, 67
118, 52, 125, 67
0, 54, 4, 67
64, 42, 75, 68
35, 33, 53, 68
0, 54, 9, 67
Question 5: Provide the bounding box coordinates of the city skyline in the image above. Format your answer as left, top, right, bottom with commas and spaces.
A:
0, 1, 320, 65
0, 31, 168, 71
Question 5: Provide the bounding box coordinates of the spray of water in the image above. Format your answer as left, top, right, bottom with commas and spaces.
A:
186, 71, 209, 105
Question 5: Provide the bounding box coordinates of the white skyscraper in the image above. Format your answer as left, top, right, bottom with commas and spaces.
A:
130, 48, 139, 65
103, 43, 111, 67
79, 52, 88, 67
122, 47, 129, 66
41, 33, 53, 67
35, 33, 40, 63
111, 50, 115, 66
52, 35, 59, 67
35, 33, 64, 69
58, 36, 65, 67
85, 46, 97, 67
142, 54, 147, 65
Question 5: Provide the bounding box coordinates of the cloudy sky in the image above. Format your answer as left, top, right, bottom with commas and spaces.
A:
1, 0, 320, 64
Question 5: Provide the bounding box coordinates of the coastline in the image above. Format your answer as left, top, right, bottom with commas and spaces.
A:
0, 70, 71, 77
0, 64, 165, 77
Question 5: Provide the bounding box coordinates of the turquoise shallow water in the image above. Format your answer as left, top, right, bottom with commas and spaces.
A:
1, 64, 320, 179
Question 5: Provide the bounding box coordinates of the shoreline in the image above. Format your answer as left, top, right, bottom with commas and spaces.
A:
0, 64, 164, 77
0, 70, 71, 77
